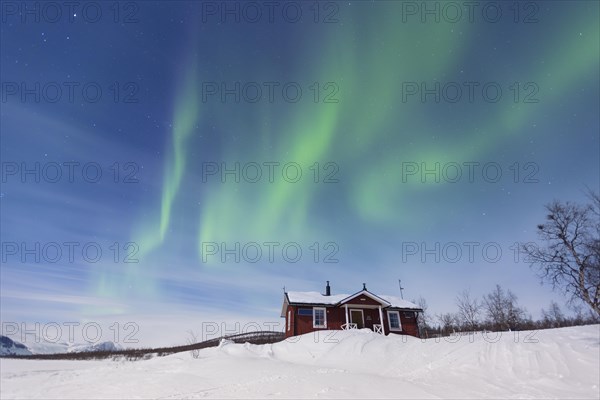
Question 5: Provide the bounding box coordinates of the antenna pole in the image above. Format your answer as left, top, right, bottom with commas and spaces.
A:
398, 279, 404, 299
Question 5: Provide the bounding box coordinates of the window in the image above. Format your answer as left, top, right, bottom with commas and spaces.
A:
313, 307, 327, 328
387, 311, 402, 331
287, 310, 291, 331
298, 308, 313, 316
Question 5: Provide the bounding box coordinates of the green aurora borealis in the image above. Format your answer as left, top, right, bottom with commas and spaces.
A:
2, 1, 598, 321
132, 3, 598, 264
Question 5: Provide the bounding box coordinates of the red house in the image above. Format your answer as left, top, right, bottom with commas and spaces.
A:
281, 282, 423, 338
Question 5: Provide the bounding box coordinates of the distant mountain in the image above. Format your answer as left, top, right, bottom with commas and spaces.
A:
0, 336, 32, 356
68, 341, 123, 353
1, 336, 122, 356
26, 340, 72, 355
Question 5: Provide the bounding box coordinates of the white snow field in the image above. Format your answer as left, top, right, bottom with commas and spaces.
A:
1, 325, 598, 399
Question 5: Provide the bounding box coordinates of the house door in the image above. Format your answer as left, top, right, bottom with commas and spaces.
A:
350, 310, 364, 328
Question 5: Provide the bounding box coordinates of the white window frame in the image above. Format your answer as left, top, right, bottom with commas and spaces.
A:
387, 310, 402, 331
287, 310, 291, 331
313, 307, 327, 328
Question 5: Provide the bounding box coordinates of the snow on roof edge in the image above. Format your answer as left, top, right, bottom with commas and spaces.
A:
285, 291, 422, 310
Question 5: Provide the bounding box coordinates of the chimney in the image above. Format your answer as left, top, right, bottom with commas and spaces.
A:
362, 283, 367, 291
325, 281, 331, 296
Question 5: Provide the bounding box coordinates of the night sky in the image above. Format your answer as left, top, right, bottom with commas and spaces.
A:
1, 1, 599, 345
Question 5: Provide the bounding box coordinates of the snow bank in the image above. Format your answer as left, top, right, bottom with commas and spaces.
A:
1, 325, 598, 399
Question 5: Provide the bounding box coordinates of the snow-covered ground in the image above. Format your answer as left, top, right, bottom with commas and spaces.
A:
1, 325, 598, 399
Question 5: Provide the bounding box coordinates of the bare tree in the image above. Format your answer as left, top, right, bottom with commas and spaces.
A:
186, 330, 200, 359
436, 312, 459, 333
456, 289, 482, 331
483, 284, 526, 331
523, 192, 600, 316
541, 301, 565, 328
567, 303, 587, 325
548, 301, 565, 325
412, 296, 432, 330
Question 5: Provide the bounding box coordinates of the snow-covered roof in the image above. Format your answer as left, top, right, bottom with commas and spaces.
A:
286, 291, 348, 305
378, 295, 422, 310
285, 290, 421, 310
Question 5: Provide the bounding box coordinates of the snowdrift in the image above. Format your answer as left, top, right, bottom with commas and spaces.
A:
1, 325, 598, 399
